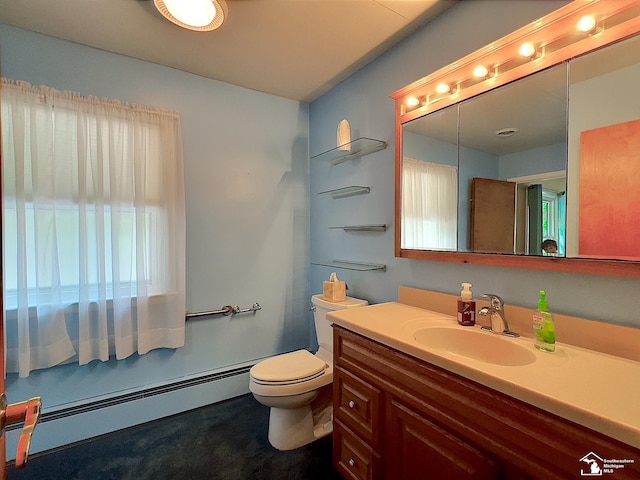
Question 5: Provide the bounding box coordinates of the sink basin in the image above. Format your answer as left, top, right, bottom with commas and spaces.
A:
413, 327, 536, 366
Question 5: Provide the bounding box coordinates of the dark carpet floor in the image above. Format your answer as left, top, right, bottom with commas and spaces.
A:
7, 393, 343, 480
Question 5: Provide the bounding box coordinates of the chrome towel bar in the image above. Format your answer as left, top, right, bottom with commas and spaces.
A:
232, 303, 262, 314
185, 302, 261, 319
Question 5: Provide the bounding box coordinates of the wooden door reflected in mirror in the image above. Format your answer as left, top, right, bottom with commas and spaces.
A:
470, 178, 516, 254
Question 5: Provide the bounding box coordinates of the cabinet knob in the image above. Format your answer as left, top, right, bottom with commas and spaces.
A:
348, 458, 355, 467
348, 400, 355, 409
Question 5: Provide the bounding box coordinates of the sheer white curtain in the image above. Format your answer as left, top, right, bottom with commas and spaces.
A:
2, 79, 186, 377
401, 157, 457, 250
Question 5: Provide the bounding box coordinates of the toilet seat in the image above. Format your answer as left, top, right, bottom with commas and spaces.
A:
250, 349, 327, 385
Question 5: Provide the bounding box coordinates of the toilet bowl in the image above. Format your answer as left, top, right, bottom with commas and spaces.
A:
249, 294, 368, 450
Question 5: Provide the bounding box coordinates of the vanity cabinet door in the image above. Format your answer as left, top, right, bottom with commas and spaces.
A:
386, 397, 501, 480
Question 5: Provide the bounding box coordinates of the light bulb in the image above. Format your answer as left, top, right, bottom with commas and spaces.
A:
473, 65, 489, 78
406, 97, 420, 107
436, 83, 451, 94
519, 42, 537, 58
577, 15, 597, 33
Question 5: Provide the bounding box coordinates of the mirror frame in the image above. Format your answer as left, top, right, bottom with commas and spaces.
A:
390, 0, 640, 277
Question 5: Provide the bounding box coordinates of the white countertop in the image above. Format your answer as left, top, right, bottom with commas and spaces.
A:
328, 301, 640, 448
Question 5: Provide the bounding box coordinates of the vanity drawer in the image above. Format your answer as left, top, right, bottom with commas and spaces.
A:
333, 419, 382, 480
334, 365, 382, 446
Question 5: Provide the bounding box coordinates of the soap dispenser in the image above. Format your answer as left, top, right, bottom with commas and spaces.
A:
457, 283, 476, 326
533, 290, 556, 352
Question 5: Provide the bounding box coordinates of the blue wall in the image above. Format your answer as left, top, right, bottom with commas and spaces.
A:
499, 143, 566, 180
0, 24, 310, 454
403, 131, 457, 167
1, 0, 639, 458
309, 0, 640, 327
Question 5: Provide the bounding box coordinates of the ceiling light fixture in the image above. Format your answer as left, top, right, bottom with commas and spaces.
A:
154, 0, 227, 32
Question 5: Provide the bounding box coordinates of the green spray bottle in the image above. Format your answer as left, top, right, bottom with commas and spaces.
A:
533, 290, 555, 352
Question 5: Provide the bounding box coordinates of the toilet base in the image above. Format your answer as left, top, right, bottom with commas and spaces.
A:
268, 404, 333, 451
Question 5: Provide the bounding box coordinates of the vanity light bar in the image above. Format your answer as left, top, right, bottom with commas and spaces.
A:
391, 0, 640, 122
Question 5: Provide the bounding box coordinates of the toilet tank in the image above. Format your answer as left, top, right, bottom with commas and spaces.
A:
311, 294, 368, 353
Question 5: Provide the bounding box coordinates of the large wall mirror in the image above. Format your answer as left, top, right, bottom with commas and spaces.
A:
391, 0, 640, 277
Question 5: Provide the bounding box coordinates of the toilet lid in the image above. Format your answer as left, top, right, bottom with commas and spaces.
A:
250, 349, 327, 383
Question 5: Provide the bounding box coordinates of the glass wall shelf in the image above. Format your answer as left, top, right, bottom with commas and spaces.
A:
311, 137, 387, 165
329, 224, 387, 232
312, 260, 387, 272
318, 186, 370, 199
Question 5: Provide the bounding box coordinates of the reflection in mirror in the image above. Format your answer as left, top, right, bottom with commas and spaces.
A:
400, 64, 568, 256
459, 63, 567, 256
401, 105, 458, 251
392, 0, 640, 276
399, 35, 640, 261
567, 33, 640, 261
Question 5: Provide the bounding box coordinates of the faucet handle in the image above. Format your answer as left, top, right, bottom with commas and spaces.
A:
482, 293, 504, 309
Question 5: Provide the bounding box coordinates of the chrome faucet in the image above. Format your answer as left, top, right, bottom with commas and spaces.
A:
478, 294, 519, 337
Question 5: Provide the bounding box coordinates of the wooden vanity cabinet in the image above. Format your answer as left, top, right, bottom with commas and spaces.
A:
332, 326, 639, 480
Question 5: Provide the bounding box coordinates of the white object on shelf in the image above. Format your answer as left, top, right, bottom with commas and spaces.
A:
337, 119, 351, 152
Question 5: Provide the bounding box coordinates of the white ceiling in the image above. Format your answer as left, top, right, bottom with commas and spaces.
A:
0, 0, 455, 102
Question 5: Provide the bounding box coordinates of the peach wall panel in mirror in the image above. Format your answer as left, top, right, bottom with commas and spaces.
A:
579, 119, 640, 260
390, 0, 640, 277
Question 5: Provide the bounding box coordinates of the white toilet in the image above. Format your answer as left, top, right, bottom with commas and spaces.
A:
249, 293, 368, 450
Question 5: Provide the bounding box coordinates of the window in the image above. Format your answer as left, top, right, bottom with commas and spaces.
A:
2, 79, 186, 377
542, 189, 566, 256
